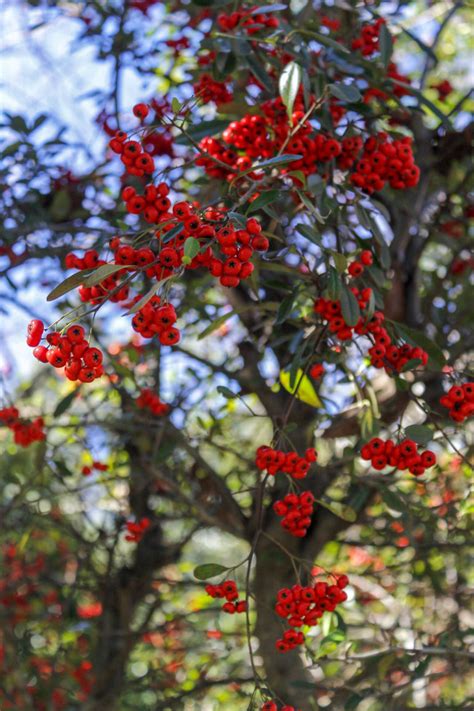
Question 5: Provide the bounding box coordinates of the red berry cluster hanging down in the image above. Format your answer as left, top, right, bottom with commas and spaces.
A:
27, 321, 104, 383
314, 294, 428, 373
440, 383, 474, 422
275, 576, 349, 652
124, 517, 151, 543
130, 296, 181, 346
262, 703, 301, 711
109, 128, 155, 177
205, 580, 247, 614
273, 492, 315, 537
136, 388, 170, 416
255, 446, 318, 479
0, 407, 45, 448
361, 437, 437, 475
350, 133, 419, 193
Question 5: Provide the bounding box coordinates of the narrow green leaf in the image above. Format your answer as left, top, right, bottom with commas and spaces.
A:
216, 385, 237, 399
379, 24, 393, 68
248, 190, 279, 213
193, 563, 228, 580
340, 283, 361, 327
316, 498, 357, 522
279, 61, 303, 120
381, 488, 407, 513
329, 83, 362, 103
53, 389, 79, 418
301, 30, 350, 54
47, 269, 93, 302
295, 223, 320, 244
84, 264, 126, 287
404, 424, 432, 446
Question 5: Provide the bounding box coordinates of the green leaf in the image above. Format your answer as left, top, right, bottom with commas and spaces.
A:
327, 267, 341, 300
174, 118, 230, 144
161, 222, 184, 244
301, 30, 350, 54
328, 249, 348, 273
250, 3, 286, 12
279, 61, 303, 120
315, 498, 357, 522
404, 424, 433, 447
193, 563, 228, 580
248, 190, 279, 213
183, 237, 200, 260
171, 97, 181, 113
216, 386, 237, 399
391, 321, 446, 368
245, 54, 274, 93
47, 269, 93, 302
329, 83, 361, 103
340, 283, 361, 327
84, 264, 126, 287
381, 488, 407, 513
295, 223, 320, 244
275, 292, 298, 325
256, 153, 303, 169
124, 280, 170, 315
49, 190, 72, 221
198, 308, 249, 340
53, 389, 79, 418
379, 24, 393, 68
280, 369, 322, 408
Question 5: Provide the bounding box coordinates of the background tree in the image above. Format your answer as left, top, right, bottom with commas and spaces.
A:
0, 1, 472, 710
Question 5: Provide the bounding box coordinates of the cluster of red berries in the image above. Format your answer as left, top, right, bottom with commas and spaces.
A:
81, 461, 108, 476
65, 249, 130, 305
217, 7, 279, 34
109, 126, 155, 177
314, 289, 374, 341
275, 576, 349, 652
309, 363, 324, 379
273, 492, 315, 537
350, 133, 419, 193
351, 18, 386, 56
314, 295, 428, 374
361, 437, 437, 476
136, 388, 170, 416
262, 703, 301, 711
347, 250, 373, 278
205, 579, 247, 614
124, 517, 151, 543
440, 383, 474, 422
194, 73, 233, 105
0, 407, 45, 448
130, 296, 180, 346
121, 181, 171, 223
255, 446, 317, 479
196, 93, 419, 193
27, 321, 104, 383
